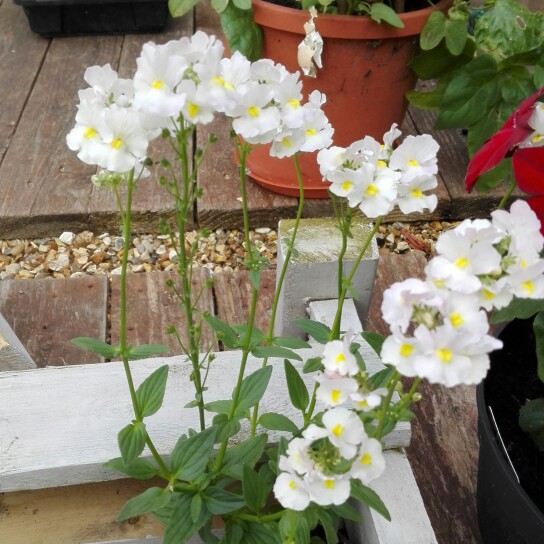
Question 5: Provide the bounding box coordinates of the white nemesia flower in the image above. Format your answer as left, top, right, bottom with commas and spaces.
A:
322, 336, 359, 376
388, 134, 439, 182
282, 438, 314, 475
379, 123, 402, 159
270, 128, 306, 158
381, 334, 420, 377
351, 387, 387, 412
395, 174, 438, 214
316, 373, 359, 407
273, 472, 310, 511
306, 473, 351, 506
350, 438, 386, 484
321, 407, 366, 459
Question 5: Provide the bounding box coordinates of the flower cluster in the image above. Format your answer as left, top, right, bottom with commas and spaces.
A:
317, 125, 439, 218
274, 334, 386, 511
466, 87, 544, 225
66, 31, 333, 177
381, 199, 544, 387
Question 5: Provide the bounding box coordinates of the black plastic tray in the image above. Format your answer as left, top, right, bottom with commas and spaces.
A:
13, 0, 169, 37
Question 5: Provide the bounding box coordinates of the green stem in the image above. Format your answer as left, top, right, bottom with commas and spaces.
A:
117, 172, 170, 478
498, 176, 517, 210
234, 510, 286, 523
374, 371, 400, 441
249, 153, 306, 436
398, 377, 422, 413
337, 205, 352, 300
214, 141, 259, 469
330, 216, 384, 340
172, 123, 206, 431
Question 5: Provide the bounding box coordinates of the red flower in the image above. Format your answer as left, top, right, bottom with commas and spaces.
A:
465, 87, 544, 191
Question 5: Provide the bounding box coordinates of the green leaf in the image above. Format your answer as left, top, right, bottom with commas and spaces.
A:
117, 486, 171, 521
163, 492, 209, 544
330, 501, 363, 523
284, 359, 309, 411
242, 522, 282, 544
370, 2, 403, 28
211, 0, 228, 12
303, 356, 323, 374
71, 337, 118, 358
361, 331, 386, 356
317, 509, 338, 544
473, 159, 512, 192
213, 414, 242, 442
233, 0, 251, 8
445, 18, 468, 56
258, 412, 299, 434
294, 319, 331, 344
220, 4, 263, 61
191, 493, 203, 523
243, 465, 267, 513
249, 268, 261, 290
420, 10, 447, 50
272, 336, 311, 349
205, 399, 233, 414
280, 510, 310, 543
467, 109, 502, 156
251, 345, 302, 361
128, 344, 170, 360
204, 314, 239, 348
405, 78, 450, 110
221, 434, 268, 479
104, 457, 158, 480
135, 365, 169, 418
519, 398, 544, 451
534, 312, 544, 385
491, 299, 544, 324
118, 421, 147, 465
225, 520, 244, 544
534, 65, 544, 89
236, 365, 273, 411
204, 487, 245, 514
168, 0, 198, 17
435, 55, 500, 129
367, 366, 396, 389
409, 39, 475, 80
231, 324, 266, 347
351, 480, 391, 521
170, 426, 217, 480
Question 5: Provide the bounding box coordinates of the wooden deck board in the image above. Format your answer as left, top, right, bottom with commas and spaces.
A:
110, 268, 217, 355
0, 276, 107, 366
366, 252, 481, 544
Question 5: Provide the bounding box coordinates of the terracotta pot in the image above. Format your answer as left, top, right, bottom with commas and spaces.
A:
247, 0, 451, 198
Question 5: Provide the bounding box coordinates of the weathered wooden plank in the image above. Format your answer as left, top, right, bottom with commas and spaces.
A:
214, 268, 276, 336
0, 276, 108, 367
1, 478, 164, 544
0, 1, 49, 166
88, 15, 197, 234
365, 252, 481, 544
407, 107, 519, 220
110, 268, 216, 355
0, 35, 123, 239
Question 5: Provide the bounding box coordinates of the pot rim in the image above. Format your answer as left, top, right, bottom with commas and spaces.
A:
252, 0, 452, 39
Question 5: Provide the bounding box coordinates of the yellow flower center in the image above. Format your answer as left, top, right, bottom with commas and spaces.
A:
400, 343, 413, 357
521, 259, 528, 268
408, 159, 419, 167
84, 127, 97, 139
532, 133, 543, 144
434, 278, 446, 289
248, 106, 260, 118
377, 160, 387, 168
281, 137, 292, 148
411, 188, 423, 199
360, 453, 372, 465
151, 80, 164, 89
288, 98, 301, 108
331, 424, 344, 437
523, 281, 535, 296
324, 479, 335, 489
436, 348, 452, 364
358, 399, 368, 408
483, 289, 495, 300
455, 257, 469, 269
111, 138, 123, 149
366, 184, 379, 196
212, 76, 234, 90
289, 480, 297, 489
188, 102, 199, 119
331, 390, 341, 403
341, 181, 353, 192
450, 312, 464, 328
335, 353, 346, 365
306, 128, 317, 137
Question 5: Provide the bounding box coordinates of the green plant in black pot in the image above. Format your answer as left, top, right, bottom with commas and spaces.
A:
408, 0, 543, 190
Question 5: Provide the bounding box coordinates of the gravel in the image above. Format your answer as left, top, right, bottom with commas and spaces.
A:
0, 221, 457, 280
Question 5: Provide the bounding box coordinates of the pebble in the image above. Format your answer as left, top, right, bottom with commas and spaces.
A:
59, 231, 76, 245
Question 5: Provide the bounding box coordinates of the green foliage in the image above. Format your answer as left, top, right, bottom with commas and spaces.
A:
294, 318, 332, 344
350, 479, 391, 521
369, 3, 403, 28
104, 457, 158, 480
303, 356, 324, 374
117, 486, 172, 521
71, 337, 118, 358
220, 434, 268, 479
258, 412, 299, 434
163, 492, 210, 544
409, 0, 542, 158
284, 359, 310, 411
203, 487, 245, 514
519, 398, 544, 451
118, 421, 147, 465
168, 0, 198, 17
128, 344, 170, 360
204, 314, 239, 348
491, 299, 544, 323
136, 365, 169, 418
170, 426, 217, 480
242, 465, 268, 513
236, 366, 273, 411
219, 3, 263, 61
251, 345, 303, 361
361, 331, 386, 356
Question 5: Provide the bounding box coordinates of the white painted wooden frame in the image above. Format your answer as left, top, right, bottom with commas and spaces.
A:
0, 299, 435, 544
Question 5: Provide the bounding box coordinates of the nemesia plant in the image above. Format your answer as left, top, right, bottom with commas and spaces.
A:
67, 28, 498, 543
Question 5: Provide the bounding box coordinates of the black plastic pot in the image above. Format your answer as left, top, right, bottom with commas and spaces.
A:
13, 0, 169, 37
476, 319, 544, 544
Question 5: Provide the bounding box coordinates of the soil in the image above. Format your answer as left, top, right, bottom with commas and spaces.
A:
484, 318, 544, 513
